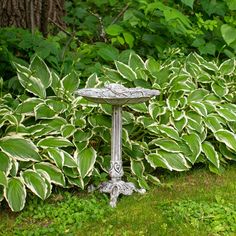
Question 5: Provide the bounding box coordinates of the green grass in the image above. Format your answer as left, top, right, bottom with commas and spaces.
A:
1, 164, 236, 236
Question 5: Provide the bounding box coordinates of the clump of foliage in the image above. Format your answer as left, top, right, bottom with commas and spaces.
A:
1, 52, 236, 211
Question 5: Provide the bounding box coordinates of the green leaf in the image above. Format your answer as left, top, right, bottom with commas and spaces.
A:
158, 124, 181, 141
128, 103, 148, 113
34, 103, 57, 120
17, 72, 46, 98
204, 115, 223, 132
129, 53, 145, 70
181, 0, 194, 8
0, 152, 12, 174
115, 61, 137, 81
182, 133, 201, 164
123, 32, 134, 48
190, 102, 207, 117
211, 82, 228, 97
47, 148, 64, 169
152, 138, 181, 153
225, 0, 236, 10
76, 147, 97, 178
22, 170, 48, 200
97, 45, 119, 61
16, 98, 43, 114
5, 177, 26, 212
34, 162, 66, 186
30, 55, 52, 88
37, 136, 73, 148
221, 24, 236, 45
61, 124, 76, 138
61, 71, 80, 93
214, 129, 236, 152
217, 108, 236, 122
0, 136, 42, 162
106, 24, 123, 36
219, 59, 235, 75
202, 141, 220, 168
146, 151, 189, 171
187, 89, 209, 102
0, 171, 7, 187
130, 159, 145, 178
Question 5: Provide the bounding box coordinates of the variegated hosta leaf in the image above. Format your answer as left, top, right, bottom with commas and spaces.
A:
158, 124, 181, 141
34, 162, 66, 186
129, 53, 145, 70
214, 129, 236, 152
10, 158, 19, 177
219, 143, 236, 161
60, 124, 76, 138
5, 177, 26, 212
149, 102, 166, 120
0, 136, 42, 162
15, 98, 43, 114
0, 152, 12, 175
30, 55, 52, 88
211, 82, 228, 98
187, 89, 209, 102
67, 177, 84, 189
202, 141, 220, 168
217, 108, 236, 122
75, 147, 97, 179
115, 61, 137, 81
35, 169, 52, 199
218, 58, 235, 75
182, 133, 201, 164
190, 102, 207, 117
128, 103, 148, 113
151, 138, 181, 153
85, 73, 101, 88
37, 136, 73, 148
21, 170, 48, 200
146, 151, 189, 171
204, 115, 223, 132
0, 171, 7, 187
61, 71, 80, 93
34, 103, 57, 120
130, 159, 145, 178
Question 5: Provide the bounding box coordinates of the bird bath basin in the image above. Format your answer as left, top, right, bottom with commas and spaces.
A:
76, 83, 159, 207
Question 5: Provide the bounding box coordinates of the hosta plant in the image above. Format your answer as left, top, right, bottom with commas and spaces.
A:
1, 52, 236, 211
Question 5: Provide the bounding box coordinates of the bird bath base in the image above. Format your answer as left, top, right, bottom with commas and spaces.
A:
99, 180, 146, 207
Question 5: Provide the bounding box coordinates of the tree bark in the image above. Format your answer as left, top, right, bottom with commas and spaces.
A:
0, 0, 65, 36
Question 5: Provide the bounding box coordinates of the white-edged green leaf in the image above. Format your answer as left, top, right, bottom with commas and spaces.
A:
187, 89, 209, 102
211, 82, 228, 97
149, 103, 166, 119
202, 141, 220, 168
61, 71, 80, 93
5, 177, 26, 212
182, 133, 201, 164
130, 159, 145, 178
22, 170, 48, 200
35, 169, 52, 198
30, 55, 52, 88
115, 61, 137, 81
67, 177, 84, 189
214, 129, 236, 152
0, 171, 7, 187
128, 53, 145, 70
204, 115, 223, 132
166, 98, 179, 111
85, 73, 101, 88
190, 102, 207, 117
34, 103, 57, 120
0, 136, 42, 162
34, 162, 66, 186
47, 148, 64, 169
217, 108, 236, 122
128, 103, 148, 113
219, 59, 235, 75
158, 124, 181, 141
61, 124, 76, 138
17, 72, 46, 98
152, 138, 181, 153
76, 147, 97, 178
10, 158, 19, 177
37, 136, 73, 148
0, 152, 12, 175
16, 98, 43, 114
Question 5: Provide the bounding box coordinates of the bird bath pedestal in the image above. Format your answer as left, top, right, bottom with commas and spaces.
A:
76, 84, 159, 207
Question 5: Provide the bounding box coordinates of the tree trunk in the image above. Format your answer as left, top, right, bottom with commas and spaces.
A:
0, 0, 66, 36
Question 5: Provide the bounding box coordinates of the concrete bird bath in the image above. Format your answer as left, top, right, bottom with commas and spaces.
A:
76, 83, 159, 207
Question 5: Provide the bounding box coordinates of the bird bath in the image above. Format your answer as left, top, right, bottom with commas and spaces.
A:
76, 83, 159, 207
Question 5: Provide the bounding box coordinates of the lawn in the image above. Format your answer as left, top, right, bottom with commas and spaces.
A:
1, 164, 236, 236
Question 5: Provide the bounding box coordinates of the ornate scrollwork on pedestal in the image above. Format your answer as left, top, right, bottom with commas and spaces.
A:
109, 161, 124, 179
99, 181, 146, 207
